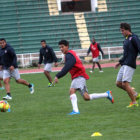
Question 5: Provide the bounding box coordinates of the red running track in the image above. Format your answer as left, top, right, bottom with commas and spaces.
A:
19, 61, 140, 74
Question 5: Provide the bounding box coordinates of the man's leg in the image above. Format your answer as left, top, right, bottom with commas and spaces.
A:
44, 70, 53, 83
44, 63, 54, 87
90, 62, 95, 73
13, 69, 34, 94
16, 78, 31, 86
0, 71, 4, 89
116, 81, 125, 90
121, 81, 137, 103
82, 91, 114, 103
0, 80, 2, 87
3, 77, 12, 100
0, 78, 4, 90
116, 66, 138, 107
16, 79, 34, 94
69, 88, 80, 115
96, 62, 103, 72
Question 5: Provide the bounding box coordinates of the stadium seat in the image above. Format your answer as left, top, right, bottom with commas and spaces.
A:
0, 0, 140, 53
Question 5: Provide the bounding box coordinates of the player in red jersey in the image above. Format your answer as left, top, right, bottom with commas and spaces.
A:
54, 40, 114, 115
87, 37, 104, 73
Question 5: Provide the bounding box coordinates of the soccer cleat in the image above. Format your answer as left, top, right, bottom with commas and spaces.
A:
99, 70, 104, 72
3, 95, 12, 100
48, 82, 55, 87
30, 83, 34, 94
0, 87, 4, 90
68, 110, 80, 115
7, 108, 11, 112
89, 70, 93, 73
126, 102, 139, 108
106, 91, 114, 104
136, 93, 140, 102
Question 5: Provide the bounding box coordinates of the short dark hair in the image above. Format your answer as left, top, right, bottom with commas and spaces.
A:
58, 40, 69, 46
41, 40, 46, 43
0, 38, 6, 42
120, 23, 131, 32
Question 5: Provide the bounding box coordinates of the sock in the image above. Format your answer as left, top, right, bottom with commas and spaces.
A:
7, 93, 11, 97
28, 84, 32, 88
70, 94, 79, 112
89, 92, 108, 100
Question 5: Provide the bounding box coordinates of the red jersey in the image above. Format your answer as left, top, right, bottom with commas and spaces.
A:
67, 50, 89, 80
90, 43, 99, 58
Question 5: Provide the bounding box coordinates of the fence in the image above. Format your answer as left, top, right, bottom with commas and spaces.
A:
16, 46, 123, 67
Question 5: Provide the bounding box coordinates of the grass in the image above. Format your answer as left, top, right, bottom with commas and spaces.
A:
0, 66, 140, 140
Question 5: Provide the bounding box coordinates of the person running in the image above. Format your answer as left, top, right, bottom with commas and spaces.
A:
38, 40, 58, 87
0, 38, 34, 100
54, 40, 114, 115
0, 43, 12, 90
115, 23, 140, 108
87, 37, 104, 73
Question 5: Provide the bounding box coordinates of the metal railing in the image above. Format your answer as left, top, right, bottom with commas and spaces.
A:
16, 46, 123, 67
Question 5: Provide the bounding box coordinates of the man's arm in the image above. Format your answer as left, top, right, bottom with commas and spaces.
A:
8, 47, 17, 70
50, 47, 58, 62
9, 47, 16, 66
119, 46, 128, 65
38, 49, 43, 68
131, 36, 140, 54
97, 44, 104, 56
38, 49, 43, 64
55, 53, 76, 79
87, 47, 91, 56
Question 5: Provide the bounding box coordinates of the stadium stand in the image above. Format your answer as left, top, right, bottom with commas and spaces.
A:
74, 13, 91, 48
85, 0, 140, 48
0, 0, 81, 54
98, 0, 108, 12
0, 0, 140, 56
47, 0, 59, 15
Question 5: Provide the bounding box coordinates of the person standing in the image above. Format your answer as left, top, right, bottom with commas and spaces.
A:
54, 40, 114, 115
87, 37, 104, 73
115, 23, 140, 108
0, 38, 34, 100
38, 40, 58, 87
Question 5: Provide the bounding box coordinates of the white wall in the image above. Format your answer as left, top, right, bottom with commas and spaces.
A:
57, 0, 61, 11
91, 0, 98, 12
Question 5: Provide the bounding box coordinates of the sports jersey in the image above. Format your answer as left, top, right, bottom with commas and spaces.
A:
119, 33, 140, 69
38, 45, 58, 64
56, 50, 89, 80
0, 44, 18, 69
87, 42, 104, 58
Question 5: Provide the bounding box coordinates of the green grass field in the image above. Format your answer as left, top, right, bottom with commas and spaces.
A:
0, 66, 140, 140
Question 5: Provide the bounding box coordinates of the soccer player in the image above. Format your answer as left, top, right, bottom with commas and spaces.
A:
0, 38, 34, 100
38, 40, 58, 87
115, 23, 140, 108
54, 40, 114, 115
87, 37, 104, 73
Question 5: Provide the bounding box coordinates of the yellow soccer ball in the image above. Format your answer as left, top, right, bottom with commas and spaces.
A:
0, 100, 10, 112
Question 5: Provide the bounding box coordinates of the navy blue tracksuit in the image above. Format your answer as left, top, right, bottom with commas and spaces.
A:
0, 44, 18, 70
38, 45, 58, 64
119, 33, 140, 69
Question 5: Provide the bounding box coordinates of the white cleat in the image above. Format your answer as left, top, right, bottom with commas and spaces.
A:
30, 84, 34, 94
90, 70, 93, 73
99, 70, 104, 72
3, 95, 12, 100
